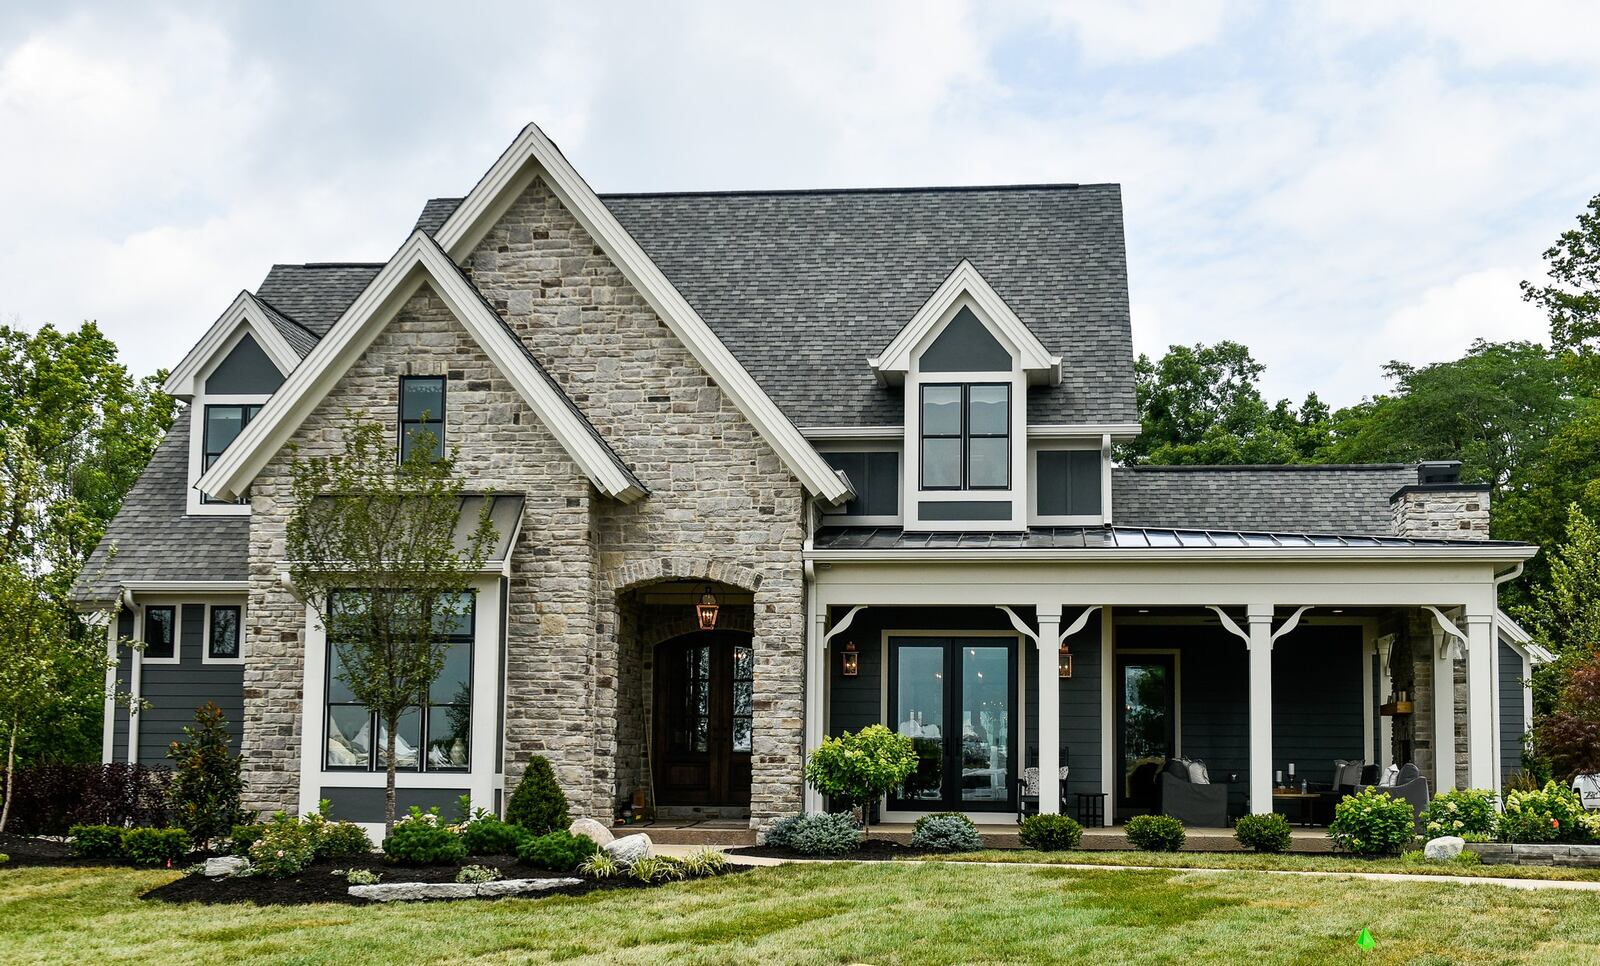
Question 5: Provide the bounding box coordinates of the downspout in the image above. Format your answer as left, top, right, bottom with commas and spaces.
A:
1490, 562, 1524, 795
121, 588, 142, 765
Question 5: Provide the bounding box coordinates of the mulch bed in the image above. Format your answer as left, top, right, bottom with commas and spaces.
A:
142, 855, 747, 906
730, 839, 945, 861
0, 832, 224, 869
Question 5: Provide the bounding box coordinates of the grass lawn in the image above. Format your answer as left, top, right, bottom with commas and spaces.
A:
5, 862, 1600, 964
925, 848, 1600, 882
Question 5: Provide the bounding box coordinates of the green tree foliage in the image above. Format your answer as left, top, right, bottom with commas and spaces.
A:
803, 724, 918, 833
1535, 656, 1600, 784
285, 420, 496, 833
1523, 191, 1600, 388
1518, 505, 1600, 716
504, 755, 570, 836
165, 702, 247, 845
1122, 341, 1330, 465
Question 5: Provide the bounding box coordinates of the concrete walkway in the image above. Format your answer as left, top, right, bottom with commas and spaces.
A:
653, 845, 1600, 892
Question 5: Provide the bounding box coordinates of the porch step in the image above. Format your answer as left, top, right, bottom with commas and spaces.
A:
626, 823, 758, 847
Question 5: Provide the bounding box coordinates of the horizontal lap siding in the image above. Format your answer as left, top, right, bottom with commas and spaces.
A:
1272, 626, 1364, 788
1500, 642, 1526, 781
136, 604, 245, 766
111, 611, 134, 763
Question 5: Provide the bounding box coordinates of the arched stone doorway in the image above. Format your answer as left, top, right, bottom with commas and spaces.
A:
652, 630, 754, 808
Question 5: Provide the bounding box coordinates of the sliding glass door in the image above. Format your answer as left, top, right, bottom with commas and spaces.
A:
888, 636, 1016, 812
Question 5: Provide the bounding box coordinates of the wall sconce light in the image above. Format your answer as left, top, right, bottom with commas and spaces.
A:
695, 586, 719, 630
841, 641, 860, 677
1058, 644, 1073, 679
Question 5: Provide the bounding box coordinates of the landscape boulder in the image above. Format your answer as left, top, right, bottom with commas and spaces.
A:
605, 832, 654, 865
1424, 836, 1465, 862
569, 818, 615, 848
203, 856, 250, 877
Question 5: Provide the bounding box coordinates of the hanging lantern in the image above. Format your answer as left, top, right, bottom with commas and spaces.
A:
1058, 643, 1073, 679
841, 640, 860, 677
695, 586, 720, 630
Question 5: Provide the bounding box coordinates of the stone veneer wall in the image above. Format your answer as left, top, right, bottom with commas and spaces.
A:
1390, 486, 1492, 540
466, 177, 810, 826
242, 283, 595, 816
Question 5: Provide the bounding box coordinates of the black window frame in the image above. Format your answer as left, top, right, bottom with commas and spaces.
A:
919, 382, 1011, 491
323, 590, 475, 774
143, 605, 176, 660
208, 604, 242, 660
399, 376, 447, 463
200, 403, 263, 504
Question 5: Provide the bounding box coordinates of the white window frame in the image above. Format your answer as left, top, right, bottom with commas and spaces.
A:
186, 323, 279, 516
817, 440, 903, 527
902, 294, 1028, 532
202, 602, 247, 666
1028, 436, 1111, 527
139, 603, 182, 666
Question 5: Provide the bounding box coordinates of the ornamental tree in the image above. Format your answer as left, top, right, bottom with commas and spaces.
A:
285, 419, 496, 834
803, 724, 918, 836
166, 702, 247, 845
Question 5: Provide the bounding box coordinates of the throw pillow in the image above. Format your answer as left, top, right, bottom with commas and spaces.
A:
1163, 758, 1191, 782
1397, 762, 1420, 785
1186, 760, 1210, 785
1381, 763, 1401, 786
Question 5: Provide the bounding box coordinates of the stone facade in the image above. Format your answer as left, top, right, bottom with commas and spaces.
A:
1390, 485, 1492, 540
242, 176, 811, 826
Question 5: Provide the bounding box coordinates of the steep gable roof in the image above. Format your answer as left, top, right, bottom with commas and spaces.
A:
198, 231, 645, 504
162, 291, 303, 399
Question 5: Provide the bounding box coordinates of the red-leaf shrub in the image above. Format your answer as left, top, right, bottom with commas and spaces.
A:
1536, 653, 1600, 780
4, 764, 171, 835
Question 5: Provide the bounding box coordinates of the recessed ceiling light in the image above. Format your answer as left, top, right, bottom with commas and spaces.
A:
1138, 609, 1149, 614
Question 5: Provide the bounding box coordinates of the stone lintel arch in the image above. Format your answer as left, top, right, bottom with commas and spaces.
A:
604, 556, 764, 597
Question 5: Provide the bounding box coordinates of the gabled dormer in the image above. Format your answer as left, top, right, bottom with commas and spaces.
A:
163, 292, 305, 515
870, 261, 1061, 532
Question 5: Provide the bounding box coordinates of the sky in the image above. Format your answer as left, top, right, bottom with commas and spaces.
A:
1, 1, 1597, 407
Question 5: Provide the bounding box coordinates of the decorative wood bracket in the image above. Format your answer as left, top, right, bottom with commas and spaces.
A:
1058, 606, 1101, 647
997, 604, 1101, 651
1206, 605, 1311, 649
1423, 605, 1467, 660
1377, 633, 1397, 676
1272, 606, 1313, 645
996, 605, 1040, 646
823, 605, 867, 647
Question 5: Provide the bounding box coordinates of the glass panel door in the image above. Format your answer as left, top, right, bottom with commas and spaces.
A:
960, 644, 1012, 804
894, 644, 946, 805
1117, 654, 1176, 812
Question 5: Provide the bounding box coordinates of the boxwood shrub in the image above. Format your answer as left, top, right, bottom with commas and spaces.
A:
229, 823, 267, 857
1019, 814, 1084, 852
1125, 814, 1186, 852
517, 829, 599, 872
383, 807, 466, 866
68, 824, 126, 861
120, 828, 192, 867
460, 815, 528, 857
1329, 788, 1415, 856
1233, 813, 1292, 853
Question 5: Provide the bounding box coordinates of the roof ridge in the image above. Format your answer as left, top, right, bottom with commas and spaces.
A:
250, 293, 321, 341
1119, 463, 1412, 473
598, 182, 1117, 200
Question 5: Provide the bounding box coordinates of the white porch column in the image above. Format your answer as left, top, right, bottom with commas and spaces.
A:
804, 607, 827, 814
1247, 603, 1274, 817
1465, 612, 1497, 791
1036, 605, 1063, 815
1432, 622, 1458, 793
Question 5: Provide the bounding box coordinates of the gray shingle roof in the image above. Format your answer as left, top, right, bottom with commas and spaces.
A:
812, 524, 1528, 551
70, 407, 249, 605
412, 186, 1138, 427
1113, 464, 1418, 535
255, 263, 383, 337
252, 294, 320, 358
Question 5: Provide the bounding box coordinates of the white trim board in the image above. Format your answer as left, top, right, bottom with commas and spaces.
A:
869, 260, 1060, 386
196, 231, 646, 504
164, 291, 301, 400
432, 122, 851, 506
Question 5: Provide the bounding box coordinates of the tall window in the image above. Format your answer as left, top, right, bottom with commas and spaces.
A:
324, 591, 474, 772
208, 605, 242, 660
920, 383, 1010, 490
400, 376, 446, 461
202, 404, 263, 503
143, 605, 176, 660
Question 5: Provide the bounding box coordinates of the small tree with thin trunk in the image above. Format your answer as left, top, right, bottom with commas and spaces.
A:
286, 419, 495, 834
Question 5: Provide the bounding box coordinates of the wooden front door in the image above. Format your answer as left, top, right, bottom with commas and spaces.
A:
652, 631, 753, 807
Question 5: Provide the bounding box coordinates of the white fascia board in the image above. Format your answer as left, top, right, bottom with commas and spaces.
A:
1031, 423, 1142, 439
122, 580, 251, 594
197, 231, 644, 504
868, 260, 1060, 386
433, 122, 851, 505
163, 292, 301, 399
804, 545, 1540, 564
801, 426, 904, 441
1496, 609, 1553, 664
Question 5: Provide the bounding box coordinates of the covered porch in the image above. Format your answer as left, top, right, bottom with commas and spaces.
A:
804, 533, 1535, 827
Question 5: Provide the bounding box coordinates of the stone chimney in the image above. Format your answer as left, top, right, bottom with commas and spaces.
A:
1390, 461, 1491, 540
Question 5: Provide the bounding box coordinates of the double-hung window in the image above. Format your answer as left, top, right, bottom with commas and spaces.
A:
920, 383, 1010, 490
324, 591, 474, 772
399, 376, 446, 461
201, 404, 263, 503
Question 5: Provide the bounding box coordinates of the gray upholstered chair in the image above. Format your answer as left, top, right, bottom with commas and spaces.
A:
1358, 762, 1431, 827
1158, 758, 1229, 828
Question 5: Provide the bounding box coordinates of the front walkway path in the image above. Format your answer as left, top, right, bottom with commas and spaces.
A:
653, 845, 1600, 892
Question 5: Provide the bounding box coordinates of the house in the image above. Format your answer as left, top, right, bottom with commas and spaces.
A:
71, 123, 1543, 832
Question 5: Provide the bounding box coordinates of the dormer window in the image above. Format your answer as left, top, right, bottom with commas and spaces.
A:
920, 384, 1010, 490
201, 404, 263, 504
400, 376, 446, 461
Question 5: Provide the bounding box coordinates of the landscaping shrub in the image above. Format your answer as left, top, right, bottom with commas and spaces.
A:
579, 852, 620, 878
120, 828, 191, 867
772, 812, 861, 855
248, 817, 317, 878
165, 703, 247, 846
1233, 813, 1293, 853
910, 814, 983, 852
504, 756, 569, 836
314, 819, 374, 860
677, 847, 730, 878
68, 824, 126, 861
1421, 789, 1499, 840
627, 855, 685, 884
459, 815, 527, 857
1329, 788, 1416, 856
455, 864, 500, 884
1018, 814, 1084, 852
1499, 781, 1591, 843
516, 829, 598, 872
803, 725, 918, 829
1125, 814, 1186, 852
345, 868, 381, 885
8, 764, 171, 835
383, 807, 467, 865
911, 811, 973, 836
229, 823, 266, 857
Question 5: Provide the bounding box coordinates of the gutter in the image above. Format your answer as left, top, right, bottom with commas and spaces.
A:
804, 546, 1540, 564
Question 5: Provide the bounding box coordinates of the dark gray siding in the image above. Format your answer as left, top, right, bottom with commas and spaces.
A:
1037, 450, 1101, 517
320, 786, 469, 824
822, 451, 900, 518
110, 610, 134, 763
1272, 626, 1365, 788
920, 307, 1011, 372
1023, 610, 1104, 801
136, 603, 245, 767
203, 332, 285, 394
1500, 641, 1527, 781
